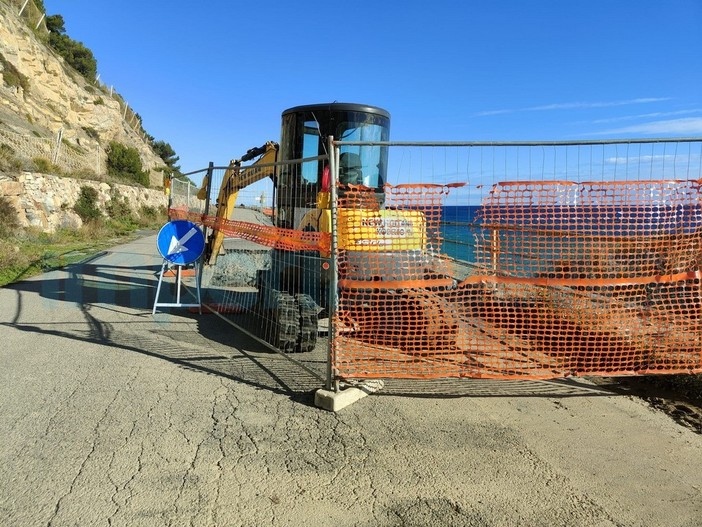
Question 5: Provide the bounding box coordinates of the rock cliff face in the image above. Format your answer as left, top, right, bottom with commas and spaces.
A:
0, 0, 166, 185
0, 172, 167, 231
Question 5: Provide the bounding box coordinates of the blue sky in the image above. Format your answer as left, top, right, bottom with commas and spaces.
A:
44, 0, 702, 174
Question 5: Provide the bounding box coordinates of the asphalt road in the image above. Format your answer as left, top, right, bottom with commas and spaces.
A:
1, 234, 701, 527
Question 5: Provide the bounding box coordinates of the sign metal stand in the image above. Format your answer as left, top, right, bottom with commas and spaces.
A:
152, 220, 205, 315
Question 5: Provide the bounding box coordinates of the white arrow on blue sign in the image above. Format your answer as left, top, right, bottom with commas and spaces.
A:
156, 220, 205, 265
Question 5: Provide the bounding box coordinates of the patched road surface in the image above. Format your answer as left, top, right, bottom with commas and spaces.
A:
1, 235, 701, 526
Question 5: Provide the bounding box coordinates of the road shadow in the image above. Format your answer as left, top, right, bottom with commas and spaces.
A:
9, 263, 159, 308
3, 255, 323, 406
3, 252, 645, 408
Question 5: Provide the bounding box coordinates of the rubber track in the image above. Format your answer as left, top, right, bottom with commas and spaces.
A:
295, 294, 318, 353
274, 291, 299, 352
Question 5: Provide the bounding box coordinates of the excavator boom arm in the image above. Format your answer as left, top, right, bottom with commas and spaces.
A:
200, 141, 279, 264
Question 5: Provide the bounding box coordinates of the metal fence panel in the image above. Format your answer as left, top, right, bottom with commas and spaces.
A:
168, 138, 702, 386
169, 159, 330, 382
330, 139, 702, 381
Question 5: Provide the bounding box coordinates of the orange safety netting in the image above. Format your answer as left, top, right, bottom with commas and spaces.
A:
333, 180, 702, 380
168, 207, 330, 253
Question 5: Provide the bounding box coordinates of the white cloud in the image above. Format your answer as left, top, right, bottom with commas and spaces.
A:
475, 97, 671, 117
592, 109, 702, 124
474, 109, 513, 116
595, 117, 702, 135
605, 154, 676, 164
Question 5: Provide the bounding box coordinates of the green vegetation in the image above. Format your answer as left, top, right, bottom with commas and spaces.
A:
0, 52, 30, 92
0, 143, 22, 174
82, 126, 100, 141
106, 141, 149, 186
139, 205, 160, 221
152, 139, 187, 183
152, 141, 180, 174
73, 185, 102, 222
45, 15, 97, 81
0, 196, 20, 239
0, 193, 167, 287
105, 186, 131, 221
31, 157, 61, 175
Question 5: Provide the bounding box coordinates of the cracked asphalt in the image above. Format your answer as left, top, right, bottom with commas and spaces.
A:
1, 234, 701, 527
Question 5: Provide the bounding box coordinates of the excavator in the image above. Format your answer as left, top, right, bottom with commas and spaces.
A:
195, 103, 453, 352
188, 105, 702, 381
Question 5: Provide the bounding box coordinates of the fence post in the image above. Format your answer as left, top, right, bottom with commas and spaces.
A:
201, 162, 214, 246
167, 174, 173, 215
18, 0, 29, 16
326, 136, 339, 392
52, 128, 63, 164
203, 162, 214, 218
34, 13, 45, 29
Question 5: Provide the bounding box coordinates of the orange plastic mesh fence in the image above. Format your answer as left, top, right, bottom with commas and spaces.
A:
333, 179, 702, 380
169, 208, 330, 253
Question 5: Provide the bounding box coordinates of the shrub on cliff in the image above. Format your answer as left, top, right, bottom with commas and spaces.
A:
105, 186, 133, 222
106, 141, 149, 187
0, 52, 30, 93
0, 144, 22, 174
0, 196, 20, 238
31, 157, 61, 175
73, 185, 102, 222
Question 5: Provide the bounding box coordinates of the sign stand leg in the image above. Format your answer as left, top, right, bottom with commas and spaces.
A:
176, 265, 182, 304
152, 260, 168, 315
194, 260, 202, 314
152, 259, 203, 315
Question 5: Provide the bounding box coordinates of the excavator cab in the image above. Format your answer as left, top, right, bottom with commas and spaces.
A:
255, 104, 392, 351
275, 103, 390, 230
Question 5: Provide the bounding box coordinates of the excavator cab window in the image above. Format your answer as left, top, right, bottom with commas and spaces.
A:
302, 121, 321, 184
337, 121, 386, 189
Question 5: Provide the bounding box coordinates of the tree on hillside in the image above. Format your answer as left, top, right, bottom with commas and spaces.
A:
45, 14, 64, 33
152, 140, 192, 183
45, 15, 98, 81
152, 141, 180, 172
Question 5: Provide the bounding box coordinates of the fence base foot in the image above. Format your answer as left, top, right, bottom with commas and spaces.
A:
314, 380, 384, 412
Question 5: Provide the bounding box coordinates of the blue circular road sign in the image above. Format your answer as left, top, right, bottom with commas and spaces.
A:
156, 220, 205, 265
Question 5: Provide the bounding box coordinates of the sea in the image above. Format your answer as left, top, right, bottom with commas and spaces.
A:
439, 203, 702, 264
440, 205, 480, 262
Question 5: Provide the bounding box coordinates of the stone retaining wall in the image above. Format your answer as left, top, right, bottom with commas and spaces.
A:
0, 172, 167, 232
